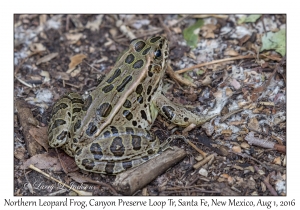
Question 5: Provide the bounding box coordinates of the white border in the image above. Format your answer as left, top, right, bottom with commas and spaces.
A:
3, 0, 298, 209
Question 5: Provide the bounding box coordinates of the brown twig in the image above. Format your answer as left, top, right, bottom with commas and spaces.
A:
193, 154, 214, 169
161, 189, 220, 195
220, 108, 244, 122
176, 55, 255, 74
254, 165, 278, 196
166, 64, 196, 87
29, 164, 92, 196
245, 132, 286, 153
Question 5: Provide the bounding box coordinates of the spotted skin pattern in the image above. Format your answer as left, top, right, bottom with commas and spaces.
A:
48, 36, 221, 174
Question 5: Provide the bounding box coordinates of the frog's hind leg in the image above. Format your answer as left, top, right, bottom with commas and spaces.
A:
48, 92, 84, 151
74, 127, 160, 174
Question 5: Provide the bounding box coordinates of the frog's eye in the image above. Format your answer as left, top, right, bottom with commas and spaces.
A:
154, 49, 162, 59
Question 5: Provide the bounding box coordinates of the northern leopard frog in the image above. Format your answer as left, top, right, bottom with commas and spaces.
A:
48, 36, 220, 174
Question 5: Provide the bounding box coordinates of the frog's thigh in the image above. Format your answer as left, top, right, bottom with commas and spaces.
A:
75, 127, 160, 174
48, 92, 83, 148
153, 93, 216, 127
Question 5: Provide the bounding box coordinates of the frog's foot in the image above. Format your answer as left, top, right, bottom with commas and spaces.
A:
153, 88, 229, 127
160, 135, 188, 152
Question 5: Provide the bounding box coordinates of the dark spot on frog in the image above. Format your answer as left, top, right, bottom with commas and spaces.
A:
162, 106, 175, 120
136, 84, 143, 94
105, 162, 115, 174
147, 149, 155, 154
184, 117, 189, 122
82, 95, 93, 111
142, 46, 151, 55
126, 127, 134, 135
71, 98, 84, 104
106, 68, 121, 83
72, 108, 81, 114
73, 120, 81, 132
97, 102, 112, 118
122, 161, 133, 170
141, 110, 147, 120
82, 159, 95, 170
137, 95, 143, 104
102, 84, 114, 93
52, 103, 68, 116
86, 122, 97, 136
147, 86, 152, 95
125, 54, 135, 64
150, 36, 161, 43
51, 119, 66, 130
133, 59, 144, 69
122, 99, 132, 109
123, 110, 133, 121
90, 143, 103, 160
56, 131, 67, 142
110, 137, 125, 156
116, 75, 132, 92
132, 120, 137, 126
142, 156, 149, 161
103, 130, 111, 138
131, 135, 142, 150
134, 41, 146, 52
110, 126, 119, 136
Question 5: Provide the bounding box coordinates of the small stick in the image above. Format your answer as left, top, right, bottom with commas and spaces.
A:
193, 154, 214, 169
176, 55, 255, 74
185, 138, 207, 158
29, 164, 92, 196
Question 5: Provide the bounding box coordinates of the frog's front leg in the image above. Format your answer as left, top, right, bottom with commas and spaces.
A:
153, 93, 226, 127
74, 126, 160, 174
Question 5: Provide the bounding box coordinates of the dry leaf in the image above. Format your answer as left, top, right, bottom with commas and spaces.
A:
198, 168, 208, 177
14, 146, 26, 160
248, 117, 260, 131
201, 24, 217, 39
39, 14, 47, 25
224, 48, 240, 56
21, 153, 62, 171
239, 34, 251, 45
57, 151, 78, 173
70, 66, 81, 77
201, 75, 212, 86
85, 15, 103, 32
240, 142, 250, 149
225, 87, 233, 97
30, 43, 46, 53
29, 127, 49, 151
40, 70, 51, 82
67, 54, 87, 72
221, 129, 232, 137
232, 146, 242, 153
172, 27, 182, 34
273, 157, 281, 165
221, 173, 229, 178
230, 78, 241, 90
36, 52, 58, 65
53, 71, 70, 80
227, 176, 234, 185
65, 33, 83, 44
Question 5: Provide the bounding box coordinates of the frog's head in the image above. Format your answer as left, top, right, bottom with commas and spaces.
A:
129, 36, 169, 78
